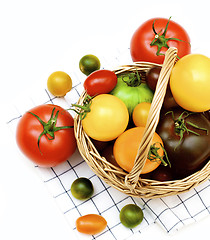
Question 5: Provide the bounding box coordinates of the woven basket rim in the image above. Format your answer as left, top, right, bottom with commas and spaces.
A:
74, 48, 210, 199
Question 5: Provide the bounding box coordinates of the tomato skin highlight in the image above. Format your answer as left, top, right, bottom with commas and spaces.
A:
84, 69, 117, 96
16, 104, 77, 167
76, 214, 107, 235
130, 17, 191, 64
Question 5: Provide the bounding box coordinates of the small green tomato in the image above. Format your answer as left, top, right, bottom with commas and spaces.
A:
71, 177, 94, 200
120, 204, 144, 228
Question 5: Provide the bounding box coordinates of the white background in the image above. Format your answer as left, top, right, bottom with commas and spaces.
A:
0, 0, 210, 239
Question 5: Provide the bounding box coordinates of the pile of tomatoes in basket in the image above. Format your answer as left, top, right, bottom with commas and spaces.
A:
15, 16, 210, 236
77, 17, 210, 181
16, 17, 210, 181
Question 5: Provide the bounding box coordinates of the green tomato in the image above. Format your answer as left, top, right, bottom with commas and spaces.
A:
79, 54, 100, 76
110, 72, 153, 115
120, 204, 144, 228
71, 177, 94, 200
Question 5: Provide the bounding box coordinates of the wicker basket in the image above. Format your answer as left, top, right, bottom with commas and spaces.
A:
74, 47, 210, 199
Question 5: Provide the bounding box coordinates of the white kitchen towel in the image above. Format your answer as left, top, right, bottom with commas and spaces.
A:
6, 46, 210, 240
7, 83, 210, 240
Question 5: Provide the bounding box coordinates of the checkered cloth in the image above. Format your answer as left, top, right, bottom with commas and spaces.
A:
7, 47, 210, 240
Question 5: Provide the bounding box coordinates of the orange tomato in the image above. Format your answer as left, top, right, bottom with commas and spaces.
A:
132, 102, 151, 127
76, 214, 107, 235
113, 127, 164, 174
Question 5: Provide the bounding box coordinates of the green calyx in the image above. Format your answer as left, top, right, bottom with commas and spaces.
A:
121, 70, 141, 87
148, 142, 171, 167
28, 107, 73, 153
166, 111, 208, 149
70, 95, 93, 120
150, 16, 189, 58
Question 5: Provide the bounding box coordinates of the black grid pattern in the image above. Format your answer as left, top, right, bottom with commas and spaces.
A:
7, 47, 210, 239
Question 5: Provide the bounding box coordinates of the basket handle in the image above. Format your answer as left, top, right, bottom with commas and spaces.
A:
125, 47, 178, 192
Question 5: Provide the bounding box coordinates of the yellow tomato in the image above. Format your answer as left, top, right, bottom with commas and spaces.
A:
47, 71, 72, 97
132, 102, 151, 127
82, 94, 129, 141
170, 54, 210, 112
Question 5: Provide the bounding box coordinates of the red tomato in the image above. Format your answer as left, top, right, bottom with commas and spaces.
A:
16, 104, 77, 167
83, 69, 117, 96
130, 17, 191, 64
76, 214, 107, 235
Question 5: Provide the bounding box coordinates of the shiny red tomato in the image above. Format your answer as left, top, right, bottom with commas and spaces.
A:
16, 104, 77, 167
130, 17, 191, 64
83, 69, 117, 96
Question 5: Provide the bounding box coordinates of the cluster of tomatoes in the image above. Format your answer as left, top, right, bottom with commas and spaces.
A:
77, 17, 210, 181
15, 16, 210, 235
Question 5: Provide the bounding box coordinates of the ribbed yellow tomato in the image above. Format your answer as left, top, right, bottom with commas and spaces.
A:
170, 54, 210, 112
82, 94, 129, 141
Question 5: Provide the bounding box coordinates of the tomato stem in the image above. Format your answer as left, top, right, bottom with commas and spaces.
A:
28, 107, 73, 153
148, 142, 171, 167
69, 95, 93, 120
150, 16, 190, 58
166, 110, 208, 150
121, 70, 141, 87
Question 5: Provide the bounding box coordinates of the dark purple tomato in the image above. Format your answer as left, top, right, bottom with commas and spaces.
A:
146, 66, 178, 110
157, 108, 210, 179
101, 144, 120, 167
91, 138, 109, 152
151, 165, 174, 181
162, 86, 179, 110
145, 66, 161, 91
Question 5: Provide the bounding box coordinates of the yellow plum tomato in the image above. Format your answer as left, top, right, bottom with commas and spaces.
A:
76, 214, 107, 235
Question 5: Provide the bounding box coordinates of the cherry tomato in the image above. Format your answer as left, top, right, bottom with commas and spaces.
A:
91, 138, 109, 152
84, 69, 117, 96
146, 66, 178, 110
71, 177, 94, 200
101, 144, 120, 167
79, 54, 100, 76
16, 104, 77, 167
132, 102, 151, 127
130, 17, 191, 64
82, 94, 129, 141
146, 66, 161, 91
170, 54, 210, 112
151, 165, 174, 181
120, 204, 143, 228
47, 71, 72, 97
76, 214, 107, 235
162, 86, 179, 111
113, 127, 166, 174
